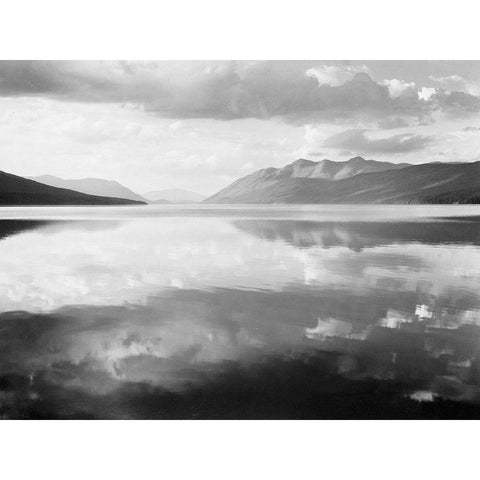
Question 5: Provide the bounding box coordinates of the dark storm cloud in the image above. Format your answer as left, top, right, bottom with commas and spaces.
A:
0, 61, 479, 123
323, 129, 433, 154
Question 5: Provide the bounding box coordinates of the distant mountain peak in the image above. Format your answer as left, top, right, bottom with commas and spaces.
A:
288, 158, 316, 166
348, 156, 367, 163
204, 159, 480, 205
1, 170, 145, 206
204, 156, 418, 204
28, 175, 146, 203
287, 157, 369, 169
143, 188, 206, 204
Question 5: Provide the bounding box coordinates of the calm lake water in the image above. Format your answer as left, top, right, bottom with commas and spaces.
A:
1, 204, 480, 419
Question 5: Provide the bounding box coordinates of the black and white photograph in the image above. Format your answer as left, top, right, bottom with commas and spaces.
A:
1, 58, 479, 420
1, 1, 479, 478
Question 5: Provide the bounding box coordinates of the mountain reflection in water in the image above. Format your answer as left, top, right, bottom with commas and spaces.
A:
0, 205, 479, 419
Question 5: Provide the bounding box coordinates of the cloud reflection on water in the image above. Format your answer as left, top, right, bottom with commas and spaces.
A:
0, 207, 479, 418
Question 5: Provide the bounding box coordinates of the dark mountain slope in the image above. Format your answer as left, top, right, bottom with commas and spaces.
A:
0, 170, 146, 206
29, 175, 147, 203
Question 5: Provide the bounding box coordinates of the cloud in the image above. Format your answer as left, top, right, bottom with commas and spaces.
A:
463, 126, 480, 132
305, 64, 370, 86
383, 78, 416, 98
430, 74, 466, 89
0, 61, 455, 123
0, 61, 479, 126
59, 117, 143, 143
429, 74, 480, 95
418, 87, 436, 101
377, 116, 411, 129
241, 161, 255, 170
323, 129, 434, 154
433, 90, 480, 114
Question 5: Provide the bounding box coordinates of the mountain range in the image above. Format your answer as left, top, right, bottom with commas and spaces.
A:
204, 157, 480, 204
0, 170, 145, 206
2, 156, 479, 206
28, 175, 147, 203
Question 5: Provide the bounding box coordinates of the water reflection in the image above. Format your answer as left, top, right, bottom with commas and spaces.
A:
233, 219, 480, 249
0, 206, 479, 418
0, 219, 57, 241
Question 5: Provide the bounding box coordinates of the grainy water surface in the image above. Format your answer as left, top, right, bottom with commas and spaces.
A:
1, 205, 479, 418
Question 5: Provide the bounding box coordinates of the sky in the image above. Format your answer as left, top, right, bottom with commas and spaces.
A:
0, 60, 480, 195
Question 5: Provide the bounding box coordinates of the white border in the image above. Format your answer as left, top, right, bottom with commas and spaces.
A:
1, 1, 479, 478
1, 420, 478, 479
0, 0, 479, 59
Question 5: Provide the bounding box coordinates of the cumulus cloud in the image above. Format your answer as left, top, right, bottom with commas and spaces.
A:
429, 74, 479, 95
0, 60, 478, 135
383, 78, 416, 98
323, 129, 434, 154
1, 61, 477, 125
418, 87, 436, 101
430, 74, 465, 89
305, 64, 371, 86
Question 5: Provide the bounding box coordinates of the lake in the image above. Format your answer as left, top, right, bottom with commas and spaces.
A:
1, 204, 479, 419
